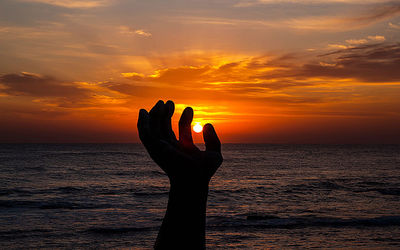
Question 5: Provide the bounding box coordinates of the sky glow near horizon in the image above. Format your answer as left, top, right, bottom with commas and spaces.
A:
0, 0, 400, 143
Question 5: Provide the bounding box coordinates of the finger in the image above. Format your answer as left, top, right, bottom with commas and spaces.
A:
178, 107, 194, 147
137, 109, 153, 147
138, 108, 168, 158
161, 100, 178, 144
203, 123, 221, 153
149, 100, 164, 139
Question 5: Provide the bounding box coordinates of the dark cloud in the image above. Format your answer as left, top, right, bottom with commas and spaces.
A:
0, 102, 69, 118
256, 43, 400, 82
218, 62, 241, 71
0, 72, 90, 98
350, 2, 400, 25
302, 43, 400, 82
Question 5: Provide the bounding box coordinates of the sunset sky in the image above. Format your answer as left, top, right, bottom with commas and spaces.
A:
1, 0, 400, 143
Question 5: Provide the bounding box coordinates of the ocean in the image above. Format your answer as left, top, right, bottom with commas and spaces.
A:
1, 144, 400, 249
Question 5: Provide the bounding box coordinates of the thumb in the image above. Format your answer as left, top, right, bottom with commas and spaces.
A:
203, 123, 221, 153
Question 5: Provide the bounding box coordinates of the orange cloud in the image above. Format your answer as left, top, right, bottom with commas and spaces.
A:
346, 39, 368, 45
1, 43, 400, 143
367, 35, 385, 41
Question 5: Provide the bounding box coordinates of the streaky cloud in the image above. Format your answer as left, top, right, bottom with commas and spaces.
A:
18, 0, 113, 8
234, 0, 394, 7
173, 2, 400, 32
287, 2, 400, 31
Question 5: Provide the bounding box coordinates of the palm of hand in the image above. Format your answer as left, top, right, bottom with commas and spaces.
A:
137, 100, 223, 185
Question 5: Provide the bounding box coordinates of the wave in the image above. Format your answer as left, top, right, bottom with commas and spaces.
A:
0, 229, 51, 236
366, 188, 400, 196
52, 186, 84, 194
213, 188, 251, 194
85, 226, 156, 234
0, 188, 34, 196
283, 180, 400, 197
0, 200, 110, 210
207, 215, 400, 229
0, 186, 87, 197
132, 191, 169, 196
284, 181, 345, 193
0, 185, 171, 198
42, 151, 141, 157
39, 202, 104, 210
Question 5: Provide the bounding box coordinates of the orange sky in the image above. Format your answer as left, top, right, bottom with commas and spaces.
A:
1, 0, 400, 143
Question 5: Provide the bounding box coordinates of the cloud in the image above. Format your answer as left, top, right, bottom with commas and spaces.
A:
296, 43, 400, 82
86, 43, 121, 55
3, 43, 400, 116
351, 3, 400, 22
367, 35, 386, 41
0, 72, 129, 110
1, 44, 400, 143
136, 43, 398, 85
329, 35, 385, 50
234, 0, 394, 7
389, 22, 400, 29
134, 30, 152, 37
286, 2, 400, 31
102, 43, 400, 110
0, 23, 67, 39
174, 2, 400, 32
119, 26, 152, 37
172, 16, 241, 26
0, 72, 90, 98
18, 0, 113, 8
346, 39, 368, 45
120, 72, 145, 80
329, 44, 351, 49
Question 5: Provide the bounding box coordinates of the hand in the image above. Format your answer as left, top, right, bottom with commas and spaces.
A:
137, 100, 223, 187
137, 100, 223, 249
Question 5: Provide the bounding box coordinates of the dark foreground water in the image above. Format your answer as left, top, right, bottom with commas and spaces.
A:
1, 144, 400, 249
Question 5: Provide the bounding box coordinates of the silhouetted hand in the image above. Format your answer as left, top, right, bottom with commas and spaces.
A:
137, 100, 223, 249
137, 100, 223, 187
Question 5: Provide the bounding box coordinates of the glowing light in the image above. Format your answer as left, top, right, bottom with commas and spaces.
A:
193, 122, 203, 133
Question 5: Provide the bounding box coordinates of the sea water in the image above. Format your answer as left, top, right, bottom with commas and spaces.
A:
1, 144, 400, 248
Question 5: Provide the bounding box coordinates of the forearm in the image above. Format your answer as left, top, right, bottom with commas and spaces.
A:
155, 182, 209, 249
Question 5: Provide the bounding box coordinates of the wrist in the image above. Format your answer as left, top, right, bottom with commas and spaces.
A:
169, 180, 209, 198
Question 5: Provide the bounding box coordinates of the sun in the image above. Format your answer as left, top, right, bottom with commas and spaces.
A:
193, 122, 203, 133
